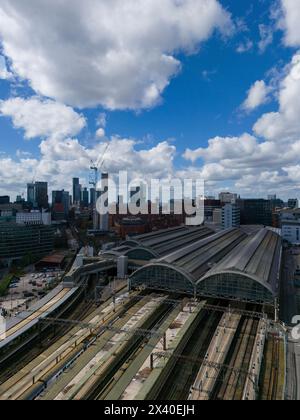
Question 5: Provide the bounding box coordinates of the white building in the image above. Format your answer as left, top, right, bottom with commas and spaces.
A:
16, 210, 51, 226
222, 204, 240, 230
280, 209, 300, 244
282, 221, 300, 245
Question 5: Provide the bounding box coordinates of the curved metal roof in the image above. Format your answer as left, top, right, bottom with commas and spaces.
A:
130, 228, 247, 287
121, 226, 214, 259
199, 228, 281, 295
158, 228, 247, 280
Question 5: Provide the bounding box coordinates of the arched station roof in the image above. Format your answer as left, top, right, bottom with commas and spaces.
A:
129, 227, 282, 305
197, 228, 281, 303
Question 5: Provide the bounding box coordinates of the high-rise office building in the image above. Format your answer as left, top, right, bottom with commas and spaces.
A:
72, 178, 81, 205
82, 188, 89, 207
219, 192, 238, 204
90, 188, 96, 206
222, 203, 240, 229
27, 183, 35, 206
35, 182, 49, 209
237, 199, 272, 226
0, 196, 10, 205
52, 190, 70, 217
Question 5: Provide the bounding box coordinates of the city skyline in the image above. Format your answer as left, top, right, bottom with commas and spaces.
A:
0, 1, 300, 201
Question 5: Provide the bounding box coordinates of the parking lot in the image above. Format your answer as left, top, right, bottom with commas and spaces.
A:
0, 269, 64, 318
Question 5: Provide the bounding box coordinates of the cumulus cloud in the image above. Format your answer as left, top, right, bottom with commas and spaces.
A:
254, 54, 300, 141
280, 0, 300, 47
0, 0, 232, 111
183, 52, 300, 196
96, 128, 106, 139
0, 97, 86, 140
0, 55, 12, 80
0, 135, 177, 198
242, 80, 271, 111
96, 113, 107, 128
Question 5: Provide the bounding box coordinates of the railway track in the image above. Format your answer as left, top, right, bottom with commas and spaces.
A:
74, 297, 178, 400
212, 317, 258, 400
0, 289, 142, 400
266, 336, 280, 400
0, 293, 94, 385
155, 301, 225, 401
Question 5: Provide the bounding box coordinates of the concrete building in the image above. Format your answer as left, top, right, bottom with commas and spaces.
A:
288, 199, 299, 209
0, 196, 10, 205
219, 192, 238, 204
0, 223, 54, 262
280, 209, 300, 244
222, 203, 240, 229
204, 199, 221, 222
213, 208, 222, 227
16, 210, 51, 225
282, 222, 300, 245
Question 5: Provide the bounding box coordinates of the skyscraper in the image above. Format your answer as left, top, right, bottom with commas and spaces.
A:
222, 203, 240, 229
27, 183, 35, 206
52, 190, 70, 216
72, 178, 81, 205
35, 182, 49, 209
82, 188, 89, 207
90, 188, 96, 206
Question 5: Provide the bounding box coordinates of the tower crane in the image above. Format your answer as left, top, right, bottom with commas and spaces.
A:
89, 142, 110, 230
89, 142, 110, 189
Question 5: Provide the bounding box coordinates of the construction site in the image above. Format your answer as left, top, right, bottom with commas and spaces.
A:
0, 226, 286, 401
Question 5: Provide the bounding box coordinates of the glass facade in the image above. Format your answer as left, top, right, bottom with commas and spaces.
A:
130, 265, 195, 295
197, 273, 274, 304
130, 266, 275, 304
0, 223, 54, 260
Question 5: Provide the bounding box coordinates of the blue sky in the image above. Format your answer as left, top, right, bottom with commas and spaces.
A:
0, 0, 300, 201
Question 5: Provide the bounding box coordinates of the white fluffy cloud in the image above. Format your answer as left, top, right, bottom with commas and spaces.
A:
0, 135, 177, 198
242, 80, 271, 111
0, 0, 232, 110
280, 0, 300, 47
0, 97, 86, 140
96, 128, 106, 139
258, 24, 273, 53
254, 54, 300, 141
183, 52, 300, 196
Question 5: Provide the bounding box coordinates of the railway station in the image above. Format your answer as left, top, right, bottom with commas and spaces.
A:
0, 226, 286, 400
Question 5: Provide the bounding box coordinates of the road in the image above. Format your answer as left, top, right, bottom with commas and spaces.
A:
280, 249, 297, 326
279, 248, 300, 400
